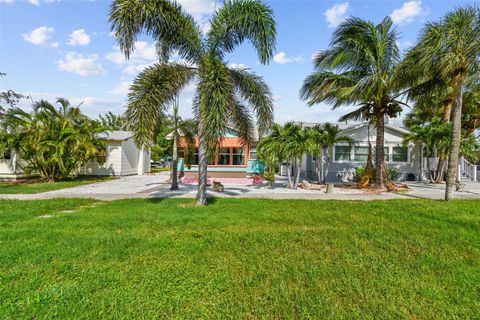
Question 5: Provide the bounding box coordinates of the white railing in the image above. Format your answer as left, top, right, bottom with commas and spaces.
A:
459, 157, 478, 182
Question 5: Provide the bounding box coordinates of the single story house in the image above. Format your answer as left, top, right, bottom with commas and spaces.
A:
0, 131, 151, 179
298, 121, 422, 182
170, 128, 264, 178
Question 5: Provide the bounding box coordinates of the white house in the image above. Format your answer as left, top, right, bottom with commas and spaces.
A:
298, 122, 422, 183
0, 131, 151, 178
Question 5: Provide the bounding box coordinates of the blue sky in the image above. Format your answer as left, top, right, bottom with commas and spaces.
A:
0, 0, 474, 124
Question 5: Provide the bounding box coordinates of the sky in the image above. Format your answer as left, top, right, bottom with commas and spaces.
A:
0, 0, 475, 125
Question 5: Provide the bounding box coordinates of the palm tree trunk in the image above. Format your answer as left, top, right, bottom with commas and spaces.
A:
374, 115, 385, 188
434, 100, 453, 183
171, 138, 178, 190
286, 160, 293, 188
324, 149, 330, 183
445, 76, 464, 201
294, 158, 302, 189
196, 120, 208, 206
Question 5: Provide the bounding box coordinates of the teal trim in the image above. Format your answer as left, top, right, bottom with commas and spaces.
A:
225, 128, 239, 137
247, 159, 265, 174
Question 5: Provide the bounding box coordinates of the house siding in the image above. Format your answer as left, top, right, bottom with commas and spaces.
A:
79, 141, 123, 176
120, 139, 139, 175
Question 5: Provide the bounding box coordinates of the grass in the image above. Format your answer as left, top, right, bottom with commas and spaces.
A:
0, 176, 115, 194
1, 198, 479, 318
150, 167, 170, 173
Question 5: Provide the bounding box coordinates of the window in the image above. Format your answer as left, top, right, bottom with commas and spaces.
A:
232, 147, 245, 165
178, 149, 185, 159
372, 147, 389, 161
354, 146, 369, 162
334, 145, 351, 161
191, 148, 199, 165
218, 148, 230, 165
249, 148, 257, 160
392, 146, 408, 162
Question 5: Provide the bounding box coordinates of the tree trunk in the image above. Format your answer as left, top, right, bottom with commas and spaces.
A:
324, 149, 331, 183
293, 158, 302, 189
434, 100, 454, 183
445, 76, 464, 201
170, 138, 178, 190
286, 160, 293, 188
374, 115, 385, 188
196, 120, 208, 206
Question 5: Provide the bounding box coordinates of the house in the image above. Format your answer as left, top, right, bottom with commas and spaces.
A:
0, 131, 151, 179
79, 131, 151, 176
298, 121, 423, 182
171, 128, 264, 178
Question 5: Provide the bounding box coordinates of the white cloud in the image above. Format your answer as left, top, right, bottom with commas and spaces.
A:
106, 41, 157, 64
106, 41, 158, 75
273, 52, 304, 65
18, 92, 123, 118
109, 81, 132, 95
67, 29, 91, 46
177, 0, 217, 34
324, 2, 349, 28
22, 26, 54, 45
56, 52, 107, 76
228, 63, 248, 70
2, 0, 59, 5
390, 0, 424, 24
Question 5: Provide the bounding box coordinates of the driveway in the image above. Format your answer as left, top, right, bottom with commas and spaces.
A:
0, 173, 171, 200
1, 173, 479, 201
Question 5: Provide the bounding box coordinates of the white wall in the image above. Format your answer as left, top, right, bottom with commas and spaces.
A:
120, 139, 139, 175
79, 141, 123, 176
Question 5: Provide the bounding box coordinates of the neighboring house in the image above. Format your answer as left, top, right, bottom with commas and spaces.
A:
171, 128, 264, 178
0, 131, 151, 179
79, 131, 151, 176
0, 150, 22, 179
298, 121, 422, 182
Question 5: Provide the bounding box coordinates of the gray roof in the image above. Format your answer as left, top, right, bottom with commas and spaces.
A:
297, 121, 410, 135
97, 130, 134, 141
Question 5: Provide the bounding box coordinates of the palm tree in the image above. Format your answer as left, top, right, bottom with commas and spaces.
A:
300, 17, 404, 189
320, 123, 353, 183
0, 99, 106, 181
168, 96, 196, 190
110, 0, 276, 205
282, 124, 314, 189
399, 6, 480, 200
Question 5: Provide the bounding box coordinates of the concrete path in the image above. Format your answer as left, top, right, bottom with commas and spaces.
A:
1, 174, 479, 201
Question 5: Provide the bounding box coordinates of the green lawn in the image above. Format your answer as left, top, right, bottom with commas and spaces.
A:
1, 198, 479, 318
0, 176, 115, 194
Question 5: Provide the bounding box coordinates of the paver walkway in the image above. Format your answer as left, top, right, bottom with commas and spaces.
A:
1, 174, 479, 201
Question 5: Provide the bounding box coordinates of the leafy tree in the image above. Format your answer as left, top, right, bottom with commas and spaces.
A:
97, 111, 128, 130
0, 72, 24, 125
399, 6, 480, 200
0, 99, 106, 181
110, 0, 276, 205
301, 17, 404, 190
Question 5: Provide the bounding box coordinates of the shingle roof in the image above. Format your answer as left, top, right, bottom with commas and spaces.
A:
97, 131, 134, 141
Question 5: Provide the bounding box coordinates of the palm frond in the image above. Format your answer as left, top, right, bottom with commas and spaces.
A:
208, 0, 276, 64
125, 62, 197, 146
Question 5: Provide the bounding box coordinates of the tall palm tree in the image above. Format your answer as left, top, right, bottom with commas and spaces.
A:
110, 0, 276, 205
300, 17, 403, 189
399, 6, 480, 200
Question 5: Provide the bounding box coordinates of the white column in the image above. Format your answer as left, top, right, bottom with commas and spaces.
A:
138, 145, 145, 175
